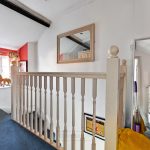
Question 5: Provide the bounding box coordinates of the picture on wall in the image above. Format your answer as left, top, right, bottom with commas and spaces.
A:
84, 113, 105, 140
19, 61, 28, 72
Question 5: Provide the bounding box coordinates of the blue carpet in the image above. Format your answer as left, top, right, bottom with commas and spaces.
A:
0, 116, 56, 150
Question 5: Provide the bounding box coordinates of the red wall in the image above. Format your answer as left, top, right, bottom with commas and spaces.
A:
18, 43, 28, 61
0, 43, 28, 61
0, 48, 16, 56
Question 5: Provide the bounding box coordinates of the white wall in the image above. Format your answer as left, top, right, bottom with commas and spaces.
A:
0, 87, 11, 113
28, 42, 38, 72
38, 0, 134, 123
134, 0, 150, 38
38, 0, 134, 72
130, 0, 150, 126
37, 0, 135, 149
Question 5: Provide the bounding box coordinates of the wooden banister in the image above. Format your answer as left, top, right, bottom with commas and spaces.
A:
11, 45, 127, 150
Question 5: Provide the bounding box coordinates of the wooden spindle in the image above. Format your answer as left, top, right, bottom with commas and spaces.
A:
121, 59, 127, 127
56, 77, 60, 148
44, 76, 47, 140
92, 78, 97, 150
34, 76, 38, 134
71, 77, 75, 150
30, 75, 33, 131
50, 76, 53, 143
63, 77, 67, 150
39, 76, 42, 136
19, 75, 23, 124
26, 75, 29, 128
23, 75, 26, 126
17, 75, 21, 123
16, 75, 20, 122
81, 78, 85, 150
15, 74, 17, 122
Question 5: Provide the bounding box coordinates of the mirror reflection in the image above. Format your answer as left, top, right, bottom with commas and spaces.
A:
60, 31, 90, 61
134, 39, 150, 134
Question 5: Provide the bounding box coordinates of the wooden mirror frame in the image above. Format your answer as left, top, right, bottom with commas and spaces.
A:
57, 24, 95, 64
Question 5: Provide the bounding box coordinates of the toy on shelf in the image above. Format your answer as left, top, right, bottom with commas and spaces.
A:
0, 75, 11, 86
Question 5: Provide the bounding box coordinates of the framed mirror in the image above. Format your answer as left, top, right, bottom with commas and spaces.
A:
57, 24, 95, 63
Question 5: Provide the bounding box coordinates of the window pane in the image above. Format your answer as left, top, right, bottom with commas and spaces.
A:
0, 56, 10, 78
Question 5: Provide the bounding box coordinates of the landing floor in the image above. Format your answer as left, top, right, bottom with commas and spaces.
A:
0, 109, 56, 150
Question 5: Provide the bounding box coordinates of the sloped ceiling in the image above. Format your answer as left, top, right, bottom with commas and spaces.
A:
17, 0, 95, 20
0, 4, 45, 50
0, 0, 95, 49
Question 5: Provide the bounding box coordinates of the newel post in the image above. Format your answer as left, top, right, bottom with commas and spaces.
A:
105, 46, 120, 150
11, 61, 19, 120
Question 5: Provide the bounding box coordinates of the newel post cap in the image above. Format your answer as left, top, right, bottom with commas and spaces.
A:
108, 45, 119, 58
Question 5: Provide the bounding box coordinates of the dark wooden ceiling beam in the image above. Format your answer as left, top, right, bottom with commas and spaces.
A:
0, 0, 51, 27
66, 36, 90, 50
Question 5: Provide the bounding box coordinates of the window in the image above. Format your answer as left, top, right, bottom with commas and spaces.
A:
0, 55, 10, 78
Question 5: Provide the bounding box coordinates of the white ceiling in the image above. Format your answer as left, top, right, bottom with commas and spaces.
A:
0, 4, 45, 50
0, 0, 95, 49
